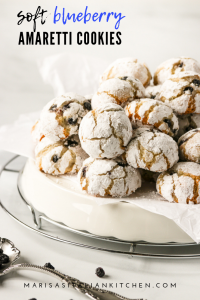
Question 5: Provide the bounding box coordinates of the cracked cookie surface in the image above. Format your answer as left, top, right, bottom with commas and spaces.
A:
100, 57, 152, 87
35, 135, 88, 175
92, 77, 145, 109
125, 98, 179, 137
126, 128, 179, 172
159, 71, 200, 114
145, 85, 162, 100
154, 57, 200, 85
178, 129, 200, 163
32, 93, 91, 142
79, 103, 132, 159
156, 162, 200, 204
176, 113, 200, 139
78, 157, 142, 197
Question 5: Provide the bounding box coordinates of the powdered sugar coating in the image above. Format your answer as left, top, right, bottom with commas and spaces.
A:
79, 103, 132, 159
145, 85, 162, 100
126, 128, 179, 172
78, 157, 142, 197
154, 57, 200, 85
32, 93, 91, 142
31, 120, 41, 143
156, 162, 200, 204
100, 57, 152, 87
178, 129, 200, 163
159, 71, 200, 114
92, 77, 145, 109
35, 135, 88, 175
176, 114, 200, 139
125, 98, 179, 137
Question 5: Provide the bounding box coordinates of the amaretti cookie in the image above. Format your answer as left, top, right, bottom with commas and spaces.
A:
33, 93, 92, 142
100, 57, 152, 87
126, 128, 179, 172
178, 129, 200, 163
145, 85, 161, 100
159, 71, 200, 114
78, 157, 142, 197
92, 77, 145, 109
35, 135, 88, 175
176, 114, 200, 139
156, 162, 200, 204
125, 98, 179, 137
79, 103, 132, 159
154, 57, 200, 85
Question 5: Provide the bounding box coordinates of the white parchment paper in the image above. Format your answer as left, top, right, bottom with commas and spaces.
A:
1, 52, 200, 243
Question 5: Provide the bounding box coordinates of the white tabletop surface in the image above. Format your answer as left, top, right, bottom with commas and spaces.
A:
1, 0, 200, 299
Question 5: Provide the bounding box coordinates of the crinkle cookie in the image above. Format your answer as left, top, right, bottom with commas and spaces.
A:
126, 128, 179, 172
178, 129, 200, 163
79, 103, 132, 159
145, 85, 161, 100
159, 71, 200, 114
35, 135, 88, 175
100, 57, 152, 87
78, 157, 142, 197
92, 77, 145, 109
33, 93, 91, 141
176, 113, 200, 139
125, 98, 179, 137
154, 57, 200, 85
156, 162, 200, 204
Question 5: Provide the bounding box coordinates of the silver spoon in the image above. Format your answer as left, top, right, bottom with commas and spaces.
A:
0, 238, 143, 300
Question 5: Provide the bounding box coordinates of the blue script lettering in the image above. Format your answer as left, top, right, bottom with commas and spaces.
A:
53, 6, 125, 29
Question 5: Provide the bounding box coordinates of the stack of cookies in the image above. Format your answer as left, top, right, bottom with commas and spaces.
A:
32, 57, 200, 204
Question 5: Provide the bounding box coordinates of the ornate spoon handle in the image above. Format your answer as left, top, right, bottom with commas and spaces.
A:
1, 263, 140, 300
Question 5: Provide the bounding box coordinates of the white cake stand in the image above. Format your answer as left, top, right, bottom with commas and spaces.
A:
1, 155, 200, 259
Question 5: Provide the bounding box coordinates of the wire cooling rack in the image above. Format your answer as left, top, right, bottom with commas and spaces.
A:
1, 155, 200, 259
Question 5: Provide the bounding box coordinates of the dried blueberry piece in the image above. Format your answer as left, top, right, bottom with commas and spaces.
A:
63, 103, 71, 110
179, 62, 183, 68
44, 262, 55, 270
183, 86, 193, 93
49, 104, 57, 111
82, 167, 87, 178
0, 248, 3, 254
169, 170, 175, 176
117, 162, 126, 167
52, 155, 59, 163
65, 139, 78, 147
68, 118, 77, 125
95, 267, 105, 278
150, 95, 156, 99
84, 101, 92, 111
173, 128, 178, 135
163, 118, 173, 130
120, 76, 128, 81
192, 79, 200, 87
0, 253, 9, 264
